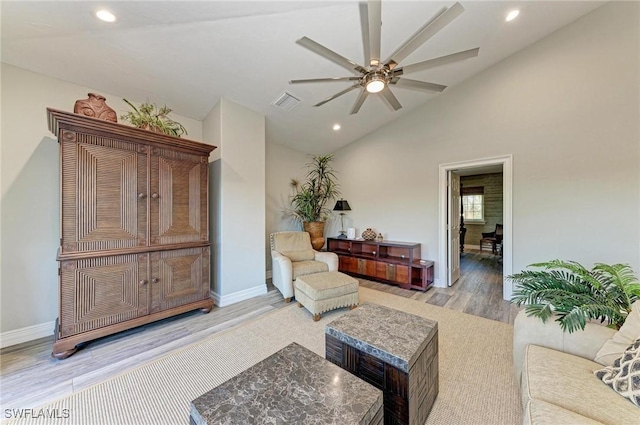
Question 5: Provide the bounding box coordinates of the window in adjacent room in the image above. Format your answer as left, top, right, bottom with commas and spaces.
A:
461, 186, 484, 222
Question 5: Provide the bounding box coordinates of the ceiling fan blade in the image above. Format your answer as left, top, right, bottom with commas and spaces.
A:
359, 3, 371, 67
296, 37, 366, 74
392, 78, 447, 92
350, 89, 369, 115
380, 88, 403, 111
384, 2, 465, 68
367, 0, 382, 66
397, 48, 479, 75
289, 77, 361, 84
314, 84, 361, 107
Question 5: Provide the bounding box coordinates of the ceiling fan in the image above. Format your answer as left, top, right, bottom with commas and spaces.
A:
289, 1, 479, 114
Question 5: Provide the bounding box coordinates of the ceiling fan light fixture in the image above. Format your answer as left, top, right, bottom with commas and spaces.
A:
365, 75, 386, 93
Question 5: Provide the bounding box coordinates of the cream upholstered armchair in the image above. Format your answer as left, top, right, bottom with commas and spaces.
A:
270, 231, 338, 302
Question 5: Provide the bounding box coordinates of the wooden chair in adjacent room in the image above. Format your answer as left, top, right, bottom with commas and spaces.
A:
480, 224, 503, 254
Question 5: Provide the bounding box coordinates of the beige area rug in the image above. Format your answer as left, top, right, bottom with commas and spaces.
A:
5, 287, 521, 425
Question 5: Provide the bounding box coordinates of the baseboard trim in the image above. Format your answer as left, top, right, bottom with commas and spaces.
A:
464, 244, 480, 250
432, 278, 444, 288
1, 321, 55, 349
211, 284, 268, 308
2, 284, 270, 348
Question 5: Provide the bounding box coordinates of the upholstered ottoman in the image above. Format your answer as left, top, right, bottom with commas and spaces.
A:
294, 271, 359, 321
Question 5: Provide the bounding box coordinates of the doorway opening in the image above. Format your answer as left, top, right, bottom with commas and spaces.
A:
438, 155, 513, 300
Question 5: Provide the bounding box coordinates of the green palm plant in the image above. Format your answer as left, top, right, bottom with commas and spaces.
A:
509, 260, 640, 333
287, 155, 340, 224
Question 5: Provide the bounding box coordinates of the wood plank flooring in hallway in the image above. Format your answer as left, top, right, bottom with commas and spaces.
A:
359, 248, 520, 324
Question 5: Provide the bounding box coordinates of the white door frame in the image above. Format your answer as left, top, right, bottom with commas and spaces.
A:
447, 171, 461, 286
438, 155, 513, 300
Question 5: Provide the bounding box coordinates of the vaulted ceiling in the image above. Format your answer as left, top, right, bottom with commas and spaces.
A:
1, 1, 604, 154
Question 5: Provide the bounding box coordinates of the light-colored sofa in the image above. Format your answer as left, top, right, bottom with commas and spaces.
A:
270, 231, 338, 302
513, 310, 639, 425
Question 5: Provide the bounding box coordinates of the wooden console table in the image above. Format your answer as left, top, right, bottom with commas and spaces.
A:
327, 237, 434, 291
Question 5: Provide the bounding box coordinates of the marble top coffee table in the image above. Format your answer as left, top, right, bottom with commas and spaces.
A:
190, 342, 383, 425
325, 303, 439, 425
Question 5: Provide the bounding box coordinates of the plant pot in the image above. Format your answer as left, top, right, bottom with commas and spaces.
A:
304, 221, 325, 250
139, 123, 165, 134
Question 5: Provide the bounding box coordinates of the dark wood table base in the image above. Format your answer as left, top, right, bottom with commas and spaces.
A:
326, 330, 438, 425
326, 333, 438, 425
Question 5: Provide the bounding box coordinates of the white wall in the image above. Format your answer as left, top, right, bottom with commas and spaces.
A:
333, 2, 640, 282
264, 142, 309, 270
0, 64, 202, 338
203, 98, 267, 305
263, 144, 350, 271
203, 101, 222, 297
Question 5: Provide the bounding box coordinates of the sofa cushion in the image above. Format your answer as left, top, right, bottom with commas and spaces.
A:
521, 345, 639, 425
595, 300, 640, 366
523, 399, 604, 425
513, 310, 616, 382
281, 249, 315, 262
594, 338, 640, 407
292, 260, 329, 280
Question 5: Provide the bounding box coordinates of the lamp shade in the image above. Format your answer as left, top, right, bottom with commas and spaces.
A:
333, 199, 351, 211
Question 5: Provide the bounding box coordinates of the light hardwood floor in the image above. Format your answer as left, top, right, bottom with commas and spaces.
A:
360, 248, 520, 325
1, 249, 517, 411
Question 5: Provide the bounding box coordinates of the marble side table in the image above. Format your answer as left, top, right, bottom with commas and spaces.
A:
325, 303, 439, 425
190, 342, 383, 425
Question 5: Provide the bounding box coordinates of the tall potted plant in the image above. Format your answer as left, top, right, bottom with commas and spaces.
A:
509, 260, 640, 333
287, 155, 340, 250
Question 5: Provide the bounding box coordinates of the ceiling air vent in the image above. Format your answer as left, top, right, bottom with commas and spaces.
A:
272, 92, 301, 112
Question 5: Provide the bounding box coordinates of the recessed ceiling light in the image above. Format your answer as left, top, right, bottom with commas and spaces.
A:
96, 10, 116, 23
333, 124, 341, 131
505, 10, 520, 22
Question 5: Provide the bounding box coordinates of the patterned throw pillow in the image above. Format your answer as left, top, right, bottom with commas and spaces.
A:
595, 300, 640, 366
594, 337, 640, 407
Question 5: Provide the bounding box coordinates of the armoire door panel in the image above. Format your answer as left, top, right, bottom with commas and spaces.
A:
150, 149, 209, 246
61, 133, 147, 253
59, 253, 149, 337
150, 247, 210, 312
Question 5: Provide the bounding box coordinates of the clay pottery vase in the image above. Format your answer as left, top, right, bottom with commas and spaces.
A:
74, 93, 117, 122
304, 221, 325, 250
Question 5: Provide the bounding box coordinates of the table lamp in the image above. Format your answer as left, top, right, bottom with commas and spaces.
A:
333, 199, 352, 239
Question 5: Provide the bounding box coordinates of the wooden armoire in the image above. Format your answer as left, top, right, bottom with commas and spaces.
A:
47, 108, 216, 359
